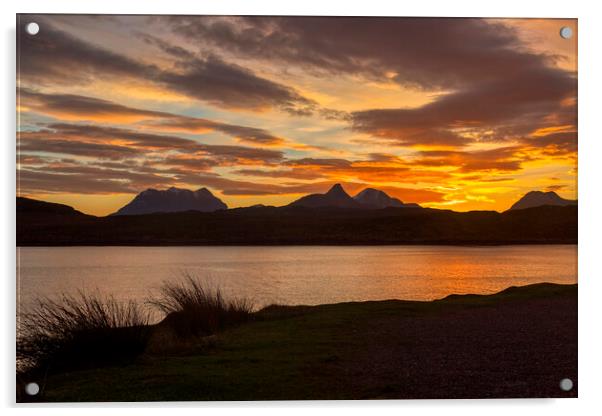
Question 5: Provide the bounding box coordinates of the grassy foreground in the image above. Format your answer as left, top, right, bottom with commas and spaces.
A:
19, 283, 577, 402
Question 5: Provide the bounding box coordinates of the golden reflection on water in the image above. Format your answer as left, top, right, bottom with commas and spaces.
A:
17, 245, 577, 309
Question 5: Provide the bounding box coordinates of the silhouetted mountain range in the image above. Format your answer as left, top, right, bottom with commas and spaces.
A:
112, 187, 227, 215
105, 186, 576, 216
17, 187, 577, 245
288, 184, 360, 208
288, 184, 420, 209
509, 191, 577, 211
109, 184, 419, 214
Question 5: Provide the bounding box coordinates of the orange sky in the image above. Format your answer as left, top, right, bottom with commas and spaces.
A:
17, 16, 577, 216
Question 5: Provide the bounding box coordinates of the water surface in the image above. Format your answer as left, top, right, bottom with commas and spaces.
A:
17, 245, 577, 311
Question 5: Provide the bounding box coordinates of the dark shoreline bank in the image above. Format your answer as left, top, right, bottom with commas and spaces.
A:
18, 282, 578, 402
17, 241, 579, 247
18, 197, 577, 246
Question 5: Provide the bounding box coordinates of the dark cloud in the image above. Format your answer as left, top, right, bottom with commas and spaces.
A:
196, 144, 284, 165
240, 156, 450, 183
158, 55, 317, 114
18, 20, 315, 113
18, 17, 153, 86
29, 123, 196, 149
18, 156, 301, 197
17, 154, 47, 165
365, 153, 405, 163
19, 88, 171, 120
232, 168, 326, 180
146, 116, 285, 146
19, 123, 285, 165
18, 167, 169, 195
156, 156, 218, 172
138, 33, 197, 61
318, 108, 351, 121
162, 16, 576, 148
165, 16, 564, 90
208, 124, 284, 146
20, 89, 287, 145
171, 174, 294, 196
18, 137, 141, 160
416, 147, 528, 173
522, 131, 577, 156
351, 66, 576, 147
19, 158, 214, 196
283, 158, 353, 168
460, 175, 515, 183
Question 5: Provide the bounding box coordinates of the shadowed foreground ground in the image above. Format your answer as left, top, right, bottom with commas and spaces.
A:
26, 283, 577, 401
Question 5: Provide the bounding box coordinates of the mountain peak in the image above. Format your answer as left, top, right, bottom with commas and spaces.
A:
195, 187, 212, 196
509, 190, 577, 211
287, 184, 421, 209
356, 188, 387, 198
525, 190, 554, 197
287, 183, 359, 208
113, 187, 227, 216
354, 188, 407, 208
326, 183, 349, 197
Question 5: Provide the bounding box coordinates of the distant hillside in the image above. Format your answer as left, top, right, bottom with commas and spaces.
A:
17, 197, 97, 245
17, 196, 89, 216
509, 191, 577, 211
112, 187, 227, 215
17, 197, 577, 246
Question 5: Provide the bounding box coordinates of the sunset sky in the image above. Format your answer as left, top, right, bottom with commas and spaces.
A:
17, 15, 577, 216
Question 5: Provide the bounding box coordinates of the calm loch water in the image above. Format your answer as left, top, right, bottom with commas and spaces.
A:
17, 245, 577, 310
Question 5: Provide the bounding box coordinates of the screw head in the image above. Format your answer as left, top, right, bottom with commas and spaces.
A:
559, 378, 574, 391
25, 22, 40, 35
560, 26, 573, 39
25, 382, 40, 396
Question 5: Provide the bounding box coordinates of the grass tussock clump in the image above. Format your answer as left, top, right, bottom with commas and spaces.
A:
16, 273, 254, 396
148, 274, 254, 338
17, 291, 151, 375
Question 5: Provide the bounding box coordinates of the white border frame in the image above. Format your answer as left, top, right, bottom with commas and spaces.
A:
2, 1, 601, 414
